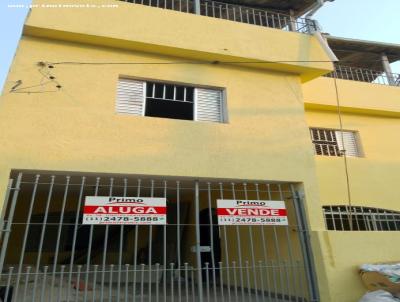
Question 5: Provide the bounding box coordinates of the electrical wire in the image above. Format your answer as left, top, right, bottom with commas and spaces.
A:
333, 74, 354, 231
38, 66, 51, 89
8, 60, 359, 219
11, 90, 60, 94
8, 59, 393, 94
45, 59, 388, 66
10, 81, 54, 92
9, 67, 62, 94
37, 67, 63, 87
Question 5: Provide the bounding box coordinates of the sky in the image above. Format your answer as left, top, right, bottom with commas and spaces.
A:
0, 0, 400, 92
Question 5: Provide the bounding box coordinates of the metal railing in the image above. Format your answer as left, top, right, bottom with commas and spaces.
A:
325, 64, 400, 87
119, 0, 318, 34
323, 205, 400, 231
0, 171, 318, 302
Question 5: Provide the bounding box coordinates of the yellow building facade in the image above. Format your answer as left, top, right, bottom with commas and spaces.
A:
303, 75, 400, 301
0, 0, 399, 301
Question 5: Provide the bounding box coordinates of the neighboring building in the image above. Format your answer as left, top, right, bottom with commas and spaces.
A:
303, 35, 400, 302
0, 0, 399, 302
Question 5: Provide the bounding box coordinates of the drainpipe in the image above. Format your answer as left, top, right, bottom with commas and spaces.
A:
381, 53, 395, 85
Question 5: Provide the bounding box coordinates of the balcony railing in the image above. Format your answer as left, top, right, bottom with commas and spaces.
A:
323, 205, 400, 231
119, 0, 318, 34
325, 64, 400, 87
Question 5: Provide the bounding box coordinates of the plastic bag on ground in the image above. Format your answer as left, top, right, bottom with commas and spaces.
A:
359, 290, 400, 302
361, 264, 400, 283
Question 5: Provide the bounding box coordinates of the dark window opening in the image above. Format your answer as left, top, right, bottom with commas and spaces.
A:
145, 99, 193, 120
26, 212, 127, 254
145, 82, 195, 121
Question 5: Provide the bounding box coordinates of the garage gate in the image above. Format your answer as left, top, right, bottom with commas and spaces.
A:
0, 171, 319, 302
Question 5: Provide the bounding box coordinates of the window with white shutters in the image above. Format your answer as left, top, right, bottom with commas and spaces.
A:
335, 131, 359, 157
116, 78, 225, 123
195, 88, 223, 123
116, 78, 145, 115
309, 128, 361, 157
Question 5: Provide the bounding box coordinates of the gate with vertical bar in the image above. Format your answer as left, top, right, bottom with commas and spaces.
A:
0, 171, 319, 302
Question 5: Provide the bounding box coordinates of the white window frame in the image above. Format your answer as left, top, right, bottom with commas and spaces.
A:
117, 77, 226, 123
141, 81, 146, 116
309, 127, 362, 157
194, 89, 228, 122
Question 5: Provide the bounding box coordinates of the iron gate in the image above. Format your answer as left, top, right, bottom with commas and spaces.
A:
0, 171, 318, 302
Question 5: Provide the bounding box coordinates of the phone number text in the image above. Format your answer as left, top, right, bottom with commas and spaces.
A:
83, 215, 166, 225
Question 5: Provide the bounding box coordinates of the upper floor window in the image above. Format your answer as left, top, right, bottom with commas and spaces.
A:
116, 78, 226, 123
145, 82, 194, 120
323, 205, 400, 231
309, 128, 361, 157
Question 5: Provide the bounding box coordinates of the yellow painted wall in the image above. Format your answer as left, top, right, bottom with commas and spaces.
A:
0, 34, 337, 299
303, 77, 400, 302
303, 78, 400, 209
303, 77, 400, 116
307, 109, 400, 208
24, 0, 333, 81
0, 36, 325, 227
314, 231, 400, 302
3, 16, 399, 302
0, 3, 361, 300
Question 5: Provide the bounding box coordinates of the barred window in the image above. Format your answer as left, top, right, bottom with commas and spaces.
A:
116, 78, 226, 123
145, 82, 194, 120
310, 128, 361, 157
323, 205, 400, 231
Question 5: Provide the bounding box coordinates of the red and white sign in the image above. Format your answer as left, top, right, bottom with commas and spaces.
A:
217, 199, 288, 225
83, 196, 167, 225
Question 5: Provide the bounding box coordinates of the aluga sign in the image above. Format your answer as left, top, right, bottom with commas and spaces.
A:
83, 196, 167, 225
217, 199, 288, 225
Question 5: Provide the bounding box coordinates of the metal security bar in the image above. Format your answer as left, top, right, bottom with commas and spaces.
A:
323, 205, 400, 231
324, 64, 400, 87
309, 128, 360, 158
309, 128, 341, 157
119, 0, 317, 34
146, 82, 194, 103
0, 171, 319, 302
199, 0, 316, 33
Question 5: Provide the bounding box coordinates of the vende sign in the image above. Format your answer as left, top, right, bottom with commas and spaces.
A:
217, 199, 288, 225
83, 197, 167, 225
